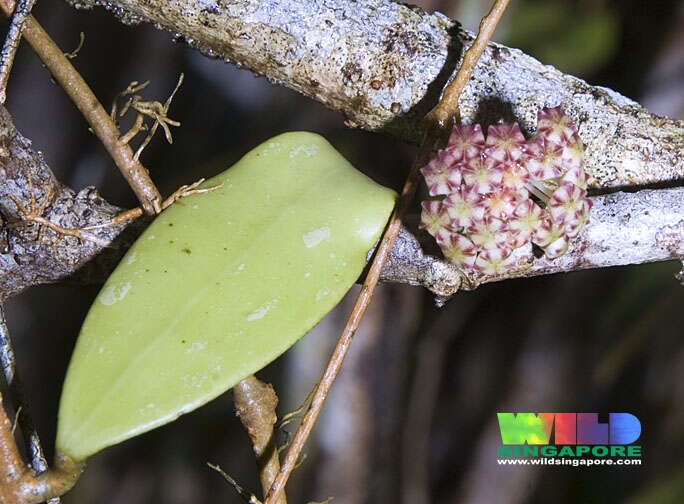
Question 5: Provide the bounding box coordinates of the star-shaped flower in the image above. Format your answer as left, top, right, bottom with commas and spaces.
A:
446, 123, 485, 162
468, 216, 509, 252
474, 248, 516, 275
548, 182, 588, 225
462, 156, 503, 194
533, 216, 565, 249
508, 199, 544, 248
443, 185, 485, 229
562, 133, 585, 171
420, 150, 462, 196
436, 230, 478, 268
485, 123, 526, 162
501, 161, 530, 191
419, 200, 452, 237
523, 137, 564, 180
537, 106, 577, 145
564, 197, 592, 238
483, 189, 519, 221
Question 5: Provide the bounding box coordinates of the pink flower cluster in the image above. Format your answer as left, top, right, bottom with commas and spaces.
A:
419, 107, 592, 275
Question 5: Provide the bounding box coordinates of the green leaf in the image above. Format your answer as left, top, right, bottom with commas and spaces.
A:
56, 132, 396, 461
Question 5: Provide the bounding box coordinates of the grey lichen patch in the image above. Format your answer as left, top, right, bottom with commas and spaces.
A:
655, 220, 684, 255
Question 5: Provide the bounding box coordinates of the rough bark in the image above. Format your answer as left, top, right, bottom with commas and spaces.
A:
68, 0, 684, 190
0, 105, 139, 300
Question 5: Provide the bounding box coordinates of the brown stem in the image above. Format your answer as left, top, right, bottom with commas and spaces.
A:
264, 2, 510, 501
427, 0, 511, 127
233, 375, 286, 504
1, 393, 83, 504
0, 0, 163, 214
0, 391, 29, 503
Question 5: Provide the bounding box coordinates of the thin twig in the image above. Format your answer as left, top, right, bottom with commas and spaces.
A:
0, 304, 49, 475
64, 32, 84, 60
427, 0, 510, 126
0, 0, 37, 103
264, 2, 511, 501
0, 0, 163, 214
207, 463, 262, 504
95, 178, 223, 227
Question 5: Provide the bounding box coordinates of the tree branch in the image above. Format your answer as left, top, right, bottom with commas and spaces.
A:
381, 188, 684, 300
68, 0, 684, 190
0, 97, 681, 301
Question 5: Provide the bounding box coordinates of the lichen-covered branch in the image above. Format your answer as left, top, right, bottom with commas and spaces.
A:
70, 0, 684, 190
0, 97, 681, 301
381, 188, 684, 299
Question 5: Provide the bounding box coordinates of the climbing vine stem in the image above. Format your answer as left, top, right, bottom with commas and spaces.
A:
263, 1, 511, 502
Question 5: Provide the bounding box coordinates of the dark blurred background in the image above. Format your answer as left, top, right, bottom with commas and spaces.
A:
2, 0, 684, 503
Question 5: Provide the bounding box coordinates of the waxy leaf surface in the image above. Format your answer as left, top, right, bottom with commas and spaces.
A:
57, 132, 396, 460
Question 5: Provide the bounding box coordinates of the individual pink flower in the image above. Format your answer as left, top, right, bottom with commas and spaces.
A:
543, 234, 570, 259
548, 182, 587, 225
462, 156, 503, 194
485, 123, 526, 162
483, 189, 518, 221
501, 161, 530, 191
443, 185, 485, 229
523, 136, 564, 180
474, 248, 516, 275
436, 230, 478, 268
562, 133, 585, 171
537, 106, 577, 145
468, 216, 509, 252
420, 150, 462, 196
446, 124, 485, 162
532, 216, 565, 249
564, 198, 592, 238
419, 200, 452, 237
561, 165, 589, 189
508, 199, 544, 248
